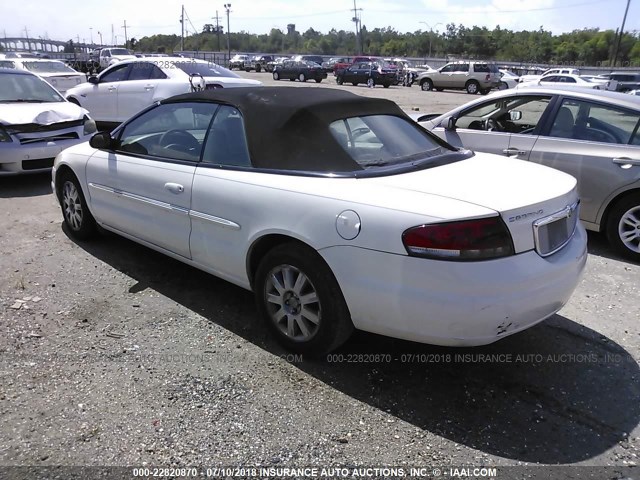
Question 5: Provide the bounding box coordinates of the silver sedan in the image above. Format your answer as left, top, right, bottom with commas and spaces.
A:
417, 87, 640, 261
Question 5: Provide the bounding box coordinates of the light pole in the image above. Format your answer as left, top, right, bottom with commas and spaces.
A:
97, 31, 103, 46
90, 27, 93, 45
419, 22, 443, 59
224, 4, 232, 63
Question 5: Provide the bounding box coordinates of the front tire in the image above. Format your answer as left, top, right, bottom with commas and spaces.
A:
336, 77, 344, 85
315, 78, 322, 83
256, 65, 262, 73
58, 172, 97, 240
273, 71, 280, 80
254, 243, 354, 356
298, 73, 306, 82
606, 193, 640, 262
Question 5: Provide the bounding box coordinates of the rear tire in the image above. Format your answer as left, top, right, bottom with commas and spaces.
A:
256, 65, 262, 73
298, 73, 306, 82
352, 82, 358, 86
606, 193, 640, 262
420, 79, 433, 91
273, 71, 280, 80
466, 80, 480, 94
57, 172, 97, 241
336, 77, 344, 85
315, 78, 322, 83
383, 83, 390, 88
254, 243, 354, 356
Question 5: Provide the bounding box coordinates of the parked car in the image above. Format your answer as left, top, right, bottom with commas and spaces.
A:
518, 73, 602, 90
248, 55, 274, 72
335, 62, 396, 88
65, 57, 262, 125
228, 54, 251, 70
0, 69, 96, 175
498, 69, 520, 89
416, 87, 640, 261
416, 61, 501, 94
2, 59, 86, 94
322, 57, 351, 74
291, 55, 324, 66
272, 60, 327, 83
607, 72, 640, 93
98, 48, 136, 70
265, 56, 289, 73
52, 87, 586, 354
519, 67, 581, 83
389, 58, 432, 86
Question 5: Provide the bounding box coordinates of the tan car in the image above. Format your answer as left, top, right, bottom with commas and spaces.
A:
417, 87, 640, 261
416, 61, 501, 94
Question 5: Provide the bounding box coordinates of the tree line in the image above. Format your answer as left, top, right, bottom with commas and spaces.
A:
128, 24, 640, 67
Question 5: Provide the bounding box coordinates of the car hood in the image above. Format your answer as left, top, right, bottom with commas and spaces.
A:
0, 101, 87, 126
364, 153, 577, 214
112, 55, 136, 61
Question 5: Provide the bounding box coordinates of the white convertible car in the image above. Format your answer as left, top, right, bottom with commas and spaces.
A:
52, 87, 587, 355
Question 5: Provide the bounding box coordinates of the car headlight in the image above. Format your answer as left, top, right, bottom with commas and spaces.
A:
0, 127, 13, 143
83, 116, 97, 135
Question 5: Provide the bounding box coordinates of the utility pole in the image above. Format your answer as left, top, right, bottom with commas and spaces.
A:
213, 10, 221, 51
90, 27, 93, 45
180, 5, 184, 51
24, 26, 30, 51
612, 0, 631, 68
350, 0, 362, 55
122, 20, 128, 48
98, 31, 103, 46
224, 4, 232, 62
111, 24, 114, 46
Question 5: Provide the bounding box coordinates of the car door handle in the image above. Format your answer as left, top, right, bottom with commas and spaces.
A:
164, 183, 184, 194
107, 86, 116, 92
144, 85, 154, 91
613, 157, 640, 167
502, 147, 528, 156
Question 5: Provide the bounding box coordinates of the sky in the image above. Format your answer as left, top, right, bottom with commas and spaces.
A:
0, 0, 638, 45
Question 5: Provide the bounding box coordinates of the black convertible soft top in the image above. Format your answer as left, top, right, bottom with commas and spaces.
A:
163, 87, 446, 172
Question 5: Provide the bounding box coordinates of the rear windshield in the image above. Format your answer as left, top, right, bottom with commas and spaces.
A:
109, 49, 132, 55
171, 61, 240, 78
21, 61, 78, 74
329, 115, 452, 169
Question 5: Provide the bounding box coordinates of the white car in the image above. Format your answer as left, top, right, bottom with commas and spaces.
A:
65, 57, 262, 124
98, 48, 136, 69
52, 87, 587, 355
498, 69, 520, 89
0, 69, 96, 175
518, 73, 601, 89
520, 67, 580, 83
0, 58, 86, 94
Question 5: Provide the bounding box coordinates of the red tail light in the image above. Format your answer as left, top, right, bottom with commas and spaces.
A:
402, 217, 514, 261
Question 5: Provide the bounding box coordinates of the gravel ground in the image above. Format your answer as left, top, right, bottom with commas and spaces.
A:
1, 77, 639, 479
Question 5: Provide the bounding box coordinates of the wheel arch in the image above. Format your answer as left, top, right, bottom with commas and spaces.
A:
598, 187, 640, 232
246, 234, 321, 290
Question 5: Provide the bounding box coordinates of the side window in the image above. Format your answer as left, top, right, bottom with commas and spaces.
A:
100, 64, 130, 82
455, 96, 551, 133
127, 62, 167, 80
559, 76, 576, 83
201, 105, 251, 167
116, 102, 217, 161
549, 98, 640, 144
456, 64, 469, 72
440, 64, 455, 73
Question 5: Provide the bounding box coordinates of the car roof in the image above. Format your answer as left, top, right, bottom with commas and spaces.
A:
503, 86, 640, 108
164, 87, 408, 172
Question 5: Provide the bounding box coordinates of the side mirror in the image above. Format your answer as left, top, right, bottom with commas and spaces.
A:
442, 115, 457, 131
88, 75, 99, 84
509, 110, 522, 121
89, 131, 114, 150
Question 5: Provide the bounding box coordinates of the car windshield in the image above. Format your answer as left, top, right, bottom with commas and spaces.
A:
21, 61, 78, 74
329, 115, 452, 169
110, 49, 131, 55
0, 73, 64, 103
173, 61, 240, 78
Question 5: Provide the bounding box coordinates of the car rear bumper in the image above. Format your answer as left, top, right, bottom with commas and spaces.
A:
320, 225, 587, 346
